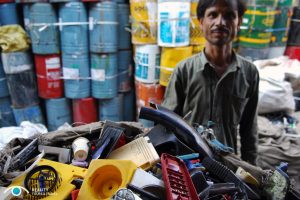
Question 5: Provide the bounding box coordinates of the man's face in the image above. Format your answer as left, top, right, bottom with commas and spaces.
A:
199, 0, 241, 46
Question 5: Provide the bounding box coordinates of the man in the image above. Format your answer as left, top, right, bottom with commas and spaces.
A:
162, 0, 259, 165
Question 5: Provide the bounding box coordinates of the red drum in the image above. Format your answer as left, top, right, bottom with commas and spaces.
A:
285, 46, 300, 61
72, 98, 98, 126
34, 54, 64, 99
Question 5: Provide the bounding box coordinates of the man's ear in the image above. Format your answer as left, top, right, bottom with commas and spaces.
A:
199, 18, 204, 31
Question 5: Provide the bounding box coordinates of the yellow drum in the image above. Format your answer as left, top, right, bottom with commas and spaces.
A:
190, 0, 206, 45
130, 0, 157, 44
159, 46, 193, 86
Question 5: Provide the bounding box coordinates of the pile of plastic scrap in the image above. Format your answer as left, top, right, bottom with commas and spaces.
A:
0, 105, 299, 200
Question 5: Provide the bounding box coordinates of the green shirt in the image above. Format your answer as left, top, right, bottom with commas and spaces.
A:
162, 51, 259, 164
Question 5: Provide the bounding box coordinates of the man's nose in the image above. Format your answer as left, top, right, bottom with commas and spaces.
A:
215, 15, 226, 25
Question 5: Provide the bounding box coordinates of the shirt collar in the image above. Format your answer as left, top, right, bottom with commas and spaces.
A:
199, 49, 241, 72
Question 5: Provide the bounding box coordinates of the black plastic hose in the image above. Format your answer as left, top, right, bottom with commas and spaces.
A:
139, 106, 213, 159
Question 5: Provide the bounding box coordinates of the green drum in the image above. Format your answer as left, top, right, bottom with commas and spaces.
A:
270, 7, 292, 46
247, 0, 278, 7
239, 31, 272, 48
242, 6, 276, 30
278, 0, 294, 7
239, 6, 276, 48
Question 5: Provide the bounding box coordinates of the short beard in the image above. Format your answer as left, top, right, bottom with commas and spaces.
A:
209, 39, 232, 46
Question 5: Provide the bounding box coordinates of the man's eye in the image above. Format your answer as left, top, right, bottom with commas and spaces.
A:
225, 12, 236, 20
208, 12, 218, 18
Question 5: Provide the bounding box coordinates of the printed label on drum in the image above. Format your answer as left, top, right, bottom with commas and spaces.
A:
158, 1, 190, 46
91, 68, 105, 81
46, 57, 60, 70
135, 46, 160, 83
46, 57, 61, 80
63, 67, 79, 79
135, 52, 149, 80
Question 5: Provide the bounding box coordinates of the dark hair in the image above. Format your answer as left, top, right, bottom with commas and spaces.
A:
197, 0, 247, 19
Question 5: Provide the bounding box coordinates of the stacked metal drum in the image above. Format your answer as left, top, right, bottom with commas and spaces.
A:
0, 0, 135, 130
0, 2, 43, 127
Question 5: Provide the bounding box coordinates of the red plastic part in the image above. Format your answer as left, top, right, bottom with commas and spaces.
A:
0, 0, 14, 2
17, 0, 47, 2
71, 189, 79, 200
190, 159, 201, 164
72, 98, 98, 126
285, 46, 300, 61
114, 134, 126, 149
34, 54, 64, 99
161, 153, 200, 200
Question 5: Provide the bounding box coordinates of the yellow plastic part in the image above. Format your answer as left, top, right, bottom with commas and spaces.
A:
108, 137, 159, 170
236, 167, 259, 187
130, 0, 157, 44
9, 159, 87, 200
159, 46, 193, 86
77, 159, 137, 200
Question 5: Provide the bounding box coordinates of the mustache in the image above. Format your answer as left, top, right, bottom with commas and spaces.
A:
211, 27, 229, 33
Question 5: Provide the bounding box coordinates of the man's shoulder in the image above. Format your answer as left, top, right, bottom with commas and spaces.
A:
176, 53, 202, 70
236, 53, 259, 73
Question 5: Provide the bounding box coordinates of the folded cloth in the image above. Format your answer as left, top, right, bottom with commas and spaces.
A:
0, 25, 31, 52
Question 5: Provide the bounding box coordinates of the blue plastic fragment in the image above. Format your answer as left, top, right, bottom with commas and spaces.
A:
178, 153, 199, 160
